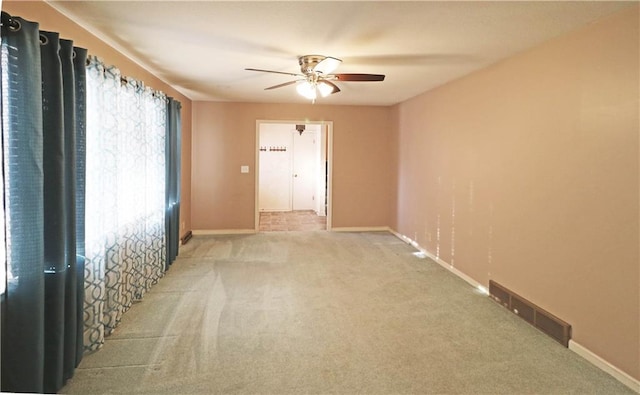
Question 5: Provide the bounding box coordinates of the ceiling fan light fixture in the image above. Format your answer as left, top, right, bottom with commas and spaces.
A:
296, 80, 317, 100
317, 81, 334, 97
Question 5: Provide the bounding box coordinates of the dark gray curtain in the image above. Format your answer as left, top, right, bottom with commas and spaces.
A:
1, 13, 86, 393
165, 98, 181, 268
0, 13, 45, 393
74, 45, 88, 368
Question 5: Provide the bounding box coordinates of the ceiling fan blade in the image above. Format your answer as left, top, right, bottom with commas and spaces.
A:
319, 79, 341, 94
264, 80, 300, 90
314, 56, 342, 74
245, 68, 302, 77
333, 73, 385, 82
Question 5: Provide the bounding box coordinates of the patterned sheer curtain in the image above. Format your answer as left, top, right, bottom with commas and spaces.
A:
84, 56, 167, 351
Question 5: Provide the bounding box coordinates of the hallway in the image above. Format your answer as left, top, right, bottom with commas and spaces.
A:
259, 210, 326, 232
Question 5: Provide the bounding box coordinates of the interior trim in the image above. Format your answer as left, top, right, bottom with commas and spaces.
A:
390, 228, 640, 392
332, 226, 391, 233
569, 340, 640, 393
254, 120, 334, 233
389, 229, 485, 291
192, 229, 257, 235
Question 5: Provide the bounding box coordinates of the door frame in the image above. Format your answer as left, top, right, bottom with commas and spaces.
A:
255, 119, 333, 231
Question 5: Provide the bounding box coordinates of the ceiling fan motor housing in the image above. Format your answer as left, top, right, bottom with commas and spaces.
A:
298, 55, 328, 74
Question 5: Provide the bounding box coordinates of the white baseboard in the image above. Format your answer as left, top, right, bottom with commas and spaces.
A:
569, 340, 640, 393
390, 229, 640, 393
192, 229, 256, 236
331, 226, 391, 232
389, 229, 487, 293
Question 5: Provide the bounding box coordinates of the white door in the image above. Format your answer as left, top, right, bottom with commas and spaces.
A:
258, 124, 292, 211
292, 130, 317, 210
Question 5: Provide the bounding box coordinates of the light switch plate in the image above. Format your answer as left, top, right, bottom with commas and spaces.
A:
241, 165, 249, 173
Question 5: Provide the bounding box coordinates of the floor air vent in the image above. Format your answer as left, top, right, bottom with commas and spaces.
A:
489, 280, 571, 347
181, 230, 193, 245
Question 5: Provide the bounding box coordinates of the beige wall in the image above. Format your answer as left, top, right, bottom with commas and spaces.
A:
6, 0, 638, 384
191, 102, 394, 230
393, 6, 639, 381
2, 1, 193, 239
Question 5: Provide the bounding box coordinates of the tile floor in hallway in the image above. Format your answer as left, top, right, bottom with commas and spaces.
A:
259, 210, 326, 231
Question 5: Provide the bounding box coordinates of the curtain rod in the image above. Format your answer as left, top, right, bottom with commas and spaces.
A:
1, 11, 22, 32
3, 12, 179, 106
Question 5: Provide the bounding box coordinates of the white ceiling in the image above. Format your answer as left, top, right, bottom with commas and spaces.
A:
48, 1, 632, 106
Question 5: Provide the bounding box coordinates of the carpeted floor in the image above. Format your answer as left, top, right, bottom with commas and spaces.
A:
61, 231, 633, 394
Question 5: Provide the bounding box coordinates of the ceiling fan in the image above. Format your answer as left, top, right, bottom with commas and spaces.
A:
245, 55, 385, 101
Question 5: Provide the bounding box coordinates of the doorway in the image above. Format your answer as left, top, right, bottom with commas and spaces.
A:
255, 120, 332, 232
